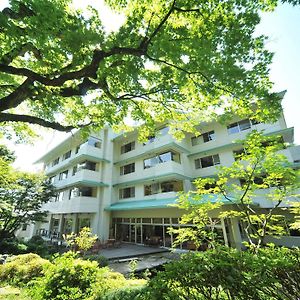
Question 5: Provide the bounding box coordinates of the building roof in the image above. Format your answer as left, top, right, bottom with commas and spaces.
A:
105, 194, 234, 211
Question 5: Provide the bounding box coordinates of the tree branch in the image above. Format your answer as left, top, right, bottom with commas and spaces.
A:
0, 112, 81, 132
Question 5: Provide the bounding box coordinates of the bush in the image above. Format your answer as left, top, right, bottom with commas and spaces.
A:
0, 238, 28, 255
29, 252, 99, 300
0, 253, 51, 285
83, 254, 109, 267
26, 236, 49, 257
145, 247, 300, 300
101, 285, 148, 300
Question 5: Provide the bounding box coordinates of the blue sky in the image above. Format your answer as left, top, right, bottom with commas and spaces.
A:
257, 3, 300, 144
1, 1, 299, 170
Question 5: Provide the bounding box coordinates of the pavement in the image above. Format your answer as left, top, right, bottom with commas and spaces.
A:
99, 243, 169, 260
97, 243, 183, 275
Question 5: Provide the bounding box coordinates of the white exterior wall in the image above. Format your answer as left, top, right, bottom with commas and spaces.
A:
21, 115, 299, 247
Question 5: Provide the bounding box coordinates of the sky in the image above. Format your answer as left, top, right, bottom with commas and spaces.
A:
1, 1, 300, 172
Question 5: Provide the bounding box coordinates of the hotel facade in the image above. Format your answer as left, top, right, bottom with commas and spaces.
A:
19, 113, 300, 249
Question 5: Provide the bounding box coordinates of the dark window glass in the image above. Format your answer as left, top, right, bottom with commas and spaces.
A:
119, 187, 135, 199
121, 141, 135, 154
120, 163, 135, 175
239, 119, 251, 131
63, 150, 71, 160
203, 131, 215, 143
195, 154, 220, 169
52, 158, 59, 166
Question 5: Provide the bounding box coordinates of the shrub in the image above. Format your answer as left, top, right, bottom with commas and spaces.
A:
101, 285, 148, 300
29, 252, 99, 300
145, 247, 300, 300
91, 269, 146, 300
0, 253, 50, 285
26, 236, 49, 257
83, 254, 109, 267
0, 238, 28, 254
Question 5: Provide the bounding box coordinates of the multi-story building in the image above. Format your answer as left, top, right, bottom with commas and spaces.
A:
18, 112, 300, 249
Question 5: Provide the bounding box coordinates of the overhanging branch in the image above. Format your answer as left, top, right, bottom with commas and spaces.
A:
0, 112, 80, 132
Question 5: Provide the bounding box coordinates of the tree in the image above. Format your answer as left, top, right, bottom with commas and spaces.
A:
0, 171, 56, 240
175, 131, 299, 252
1, 0, 299, 140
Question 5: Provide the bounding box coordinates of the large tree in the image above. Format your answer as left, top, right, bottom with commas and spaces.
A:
0, 0, 299, 139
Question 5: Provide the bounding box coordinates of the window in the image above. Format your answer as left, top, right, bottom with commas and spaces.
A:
191, 130, 215, 146
144, 183, 160, 196
52, 158, 59, 166
70, 186, 95, 197
227, 119, 260, 134
120, 163, 135, 175
78, 161, 96, 171
22, 224, 27, 231
75, 145, 81, 154
161, 181, 183, 193
144, 151, 180, 169
121, 141, 135, 154
195, 154, 220, 169
87, 136, 101, 148
55, 191, 64, 202
144, 181, 183, 195
62, 150, 71, 160
119, 187, 135, 199
59, 170, 68, 180
72, 165, 77, 176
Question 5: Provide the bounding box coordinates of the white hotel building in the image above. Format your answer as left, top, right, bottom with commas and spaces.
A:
19, 112, 300, 249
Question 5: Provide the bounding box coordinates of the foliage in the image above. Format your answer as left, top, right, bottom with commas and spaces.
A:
26, 235, 49, 257
0, 253, 50, 285
83, 254, 109, 268
0, 237, 28, 255
145, 247, 300, 300
177, 131, 299, 252
1, 0, 299, 138
128, 259, 138, 279
171, 197, 223, 250
101, 285, 148, 300
65, 227, 97, 254
29, 252, 99, 300
0, 172, 56, 240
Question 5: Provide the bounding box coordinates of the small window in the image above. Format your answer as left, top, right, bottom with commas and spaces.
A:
22, 224, 27, 231
52, 158, 59, 166
75, 145, 81, 154
88, 137, 101, 148
62, 150, 71, 160
120, 163, 135, 175
161, 181, 183, 193
239, 119, 251, 131
59, 170, 68, 180
121, 141, 135, 154
227, 122, 239, 134
195, 154, 220, 169
144, 183, 160, 196
203, 131, 215, 143
119, 187, 135, 199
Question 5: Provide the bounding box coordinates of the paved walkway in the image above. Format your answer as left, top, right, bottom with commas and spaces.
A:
100, 243, 168, 260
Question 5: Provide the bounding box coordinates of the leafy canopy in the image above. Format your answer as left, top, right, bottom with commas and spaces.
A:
1, 0, 299, 140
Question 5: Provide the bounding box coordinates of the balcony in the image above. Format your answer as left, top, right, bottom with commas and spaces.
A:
43, 196, 99, 214
45, 157, 72, 176
115, 160, 186, 186
54, 169, 107, 189
70, 143, 109, 164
